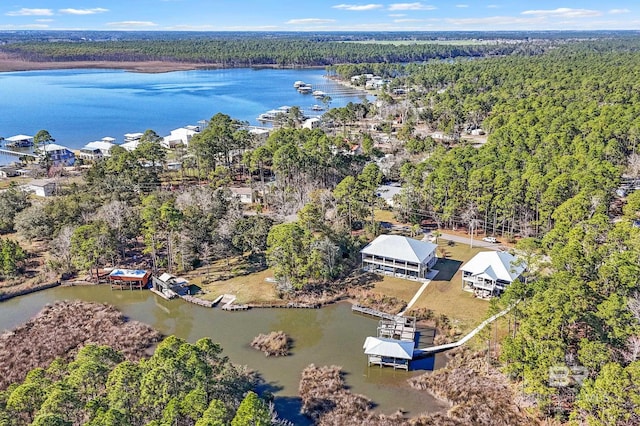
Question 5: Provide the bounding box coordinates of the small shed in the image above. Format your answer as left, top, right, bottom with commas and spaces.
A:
23, 179, 56, 197
151, 272, 189, 298
108, 269, 151, 290
229, 187, 255, 204
363, 336, 414, 370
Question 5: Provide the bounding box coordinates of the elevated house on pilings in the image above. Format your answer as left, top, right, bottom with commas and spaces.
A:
108, 269, 151, 290
360, 235, 437, 281
363, 313, 417, 370
363, 336, 414, 370
460, 251, 526, 298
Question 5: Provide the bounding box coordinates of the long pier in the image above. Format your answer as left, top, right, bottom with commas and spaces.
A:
414, 304, 515, 356
0, 148, 36, 158
351, 304, 399, 321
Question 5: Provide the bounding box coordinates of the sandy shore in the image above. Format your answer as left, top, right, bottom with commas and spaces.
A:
0, 56, 220, 73
0, 53, 323, 73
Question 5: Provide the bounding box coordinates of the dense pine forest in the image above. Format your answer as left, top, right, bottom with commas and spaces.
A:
0, 31, 616, 67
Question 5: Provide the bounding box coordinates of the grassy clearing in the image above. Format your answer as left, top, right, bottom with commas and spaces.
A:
369, 276, 423, 303
373, 208, 398, 224
411, 241, 489, 334
194, 267, 279, 304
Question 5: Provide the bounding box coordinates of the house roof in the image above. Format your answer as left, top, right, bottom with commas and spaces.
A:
6, 134, 33, 141
363, 336, 414, 359
460, 251, 525, 283
42, 143, 70, 152
377, 185, 403, 203
27, 179, 55, 187
109, 269, 149, 279
121, 141, 139, 151
158, 272, 174, 282
360, 235, 437, 263
85, 141, 114, 152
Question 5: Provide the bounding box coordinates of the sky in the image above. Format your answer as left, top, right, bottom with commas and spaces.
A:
0, 1, 639, 32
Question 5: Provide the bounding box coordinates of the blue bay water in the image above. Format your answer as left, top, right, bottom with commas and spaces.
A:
0, 68, 370, 150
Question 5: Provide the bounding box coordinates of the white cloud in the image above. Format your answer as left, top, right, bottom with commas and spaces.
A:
389, 14, 406, 17
609, 9, 630, 15
456, 4, 469, 8
389, 3, 436, 11
6, 8, 53, 16
333, 4, 383, 11
106, 21, 158, 28
487, 4, 499, 8
394, 18, 424, 23
0, 24, 50, 29
521, 8, 602, 18
59, 8, 109, 15
446, 15, 544, 27
286, 18, 336, 25
36, 19, 54, 22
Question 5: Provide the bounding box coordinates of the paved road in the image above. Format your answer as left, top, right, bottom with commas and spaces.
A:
426, 232, 504, 250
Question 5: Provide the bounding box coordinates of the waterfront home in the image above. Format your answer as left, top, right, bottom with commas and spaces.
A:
79, 140, 115, 161
162, 125, 201, 148
5, 134, 33, 148
108, 269, 151, 290
124, 132, 144, 144
23, 179, 56, 197
39, 143, 76, 167
460, 251, 526, 297
361, 235, 438, 281
121, 140, 140, 152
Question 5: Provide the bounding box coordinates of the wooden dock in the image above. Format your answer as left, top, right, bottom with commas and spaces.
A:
180, 294, 215, 308
218, 294, 249, 311
351, 304, 398, 321
413, 303, 516, 356
0, 148, 36, 158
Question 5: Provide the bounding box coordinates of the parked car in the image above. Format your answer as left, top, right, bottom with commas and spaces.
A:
482, 236, 498, 243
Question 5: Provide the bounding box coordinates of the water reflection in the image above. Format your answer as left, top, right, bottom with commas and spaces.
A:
0, 285, 445, 418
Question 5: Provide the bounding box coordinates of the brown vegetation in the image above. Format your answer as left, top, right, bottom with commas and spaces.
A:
0, 300, 162, 390
408, 348, 538, 426
299, 364, 406, 425
352, 290, 406, 314
250, 331, 291, 356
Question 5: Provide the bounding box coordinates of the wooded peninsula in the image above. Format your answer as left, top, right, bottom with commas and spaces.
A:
1, 31, 640, 425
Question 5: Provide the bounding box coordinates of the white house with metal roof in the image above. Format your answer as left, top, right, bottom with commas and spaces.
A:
460, 251, 526, 296
5, 134, 34, 148
360, 235, 438, 281
79, 140, 115, 161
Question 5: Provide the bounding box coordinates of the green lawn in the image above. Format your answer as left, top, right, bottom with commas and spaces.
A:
369, 277, 424, 303
196, 267, 279, 304
413, 241, 490, 333
367, 240, 492, 334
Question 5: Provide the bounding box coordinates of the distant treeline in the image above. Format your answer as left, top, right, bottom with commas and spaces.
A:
0, 38, 524, 66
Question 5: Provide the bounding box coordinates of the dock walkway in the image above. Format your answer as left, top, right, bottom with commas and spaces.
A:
351, 304, 399, 321
414, 304, 515, 356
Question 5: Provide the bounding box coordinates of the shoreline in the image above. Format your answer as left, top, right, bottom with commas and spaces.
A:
0, 56, 327, 74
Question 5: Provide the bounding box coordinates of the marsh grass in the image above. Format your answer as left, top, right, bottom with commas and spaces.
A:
251, 331, 291, 357
0, 300, 161, 390
408, 348, 536, 426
